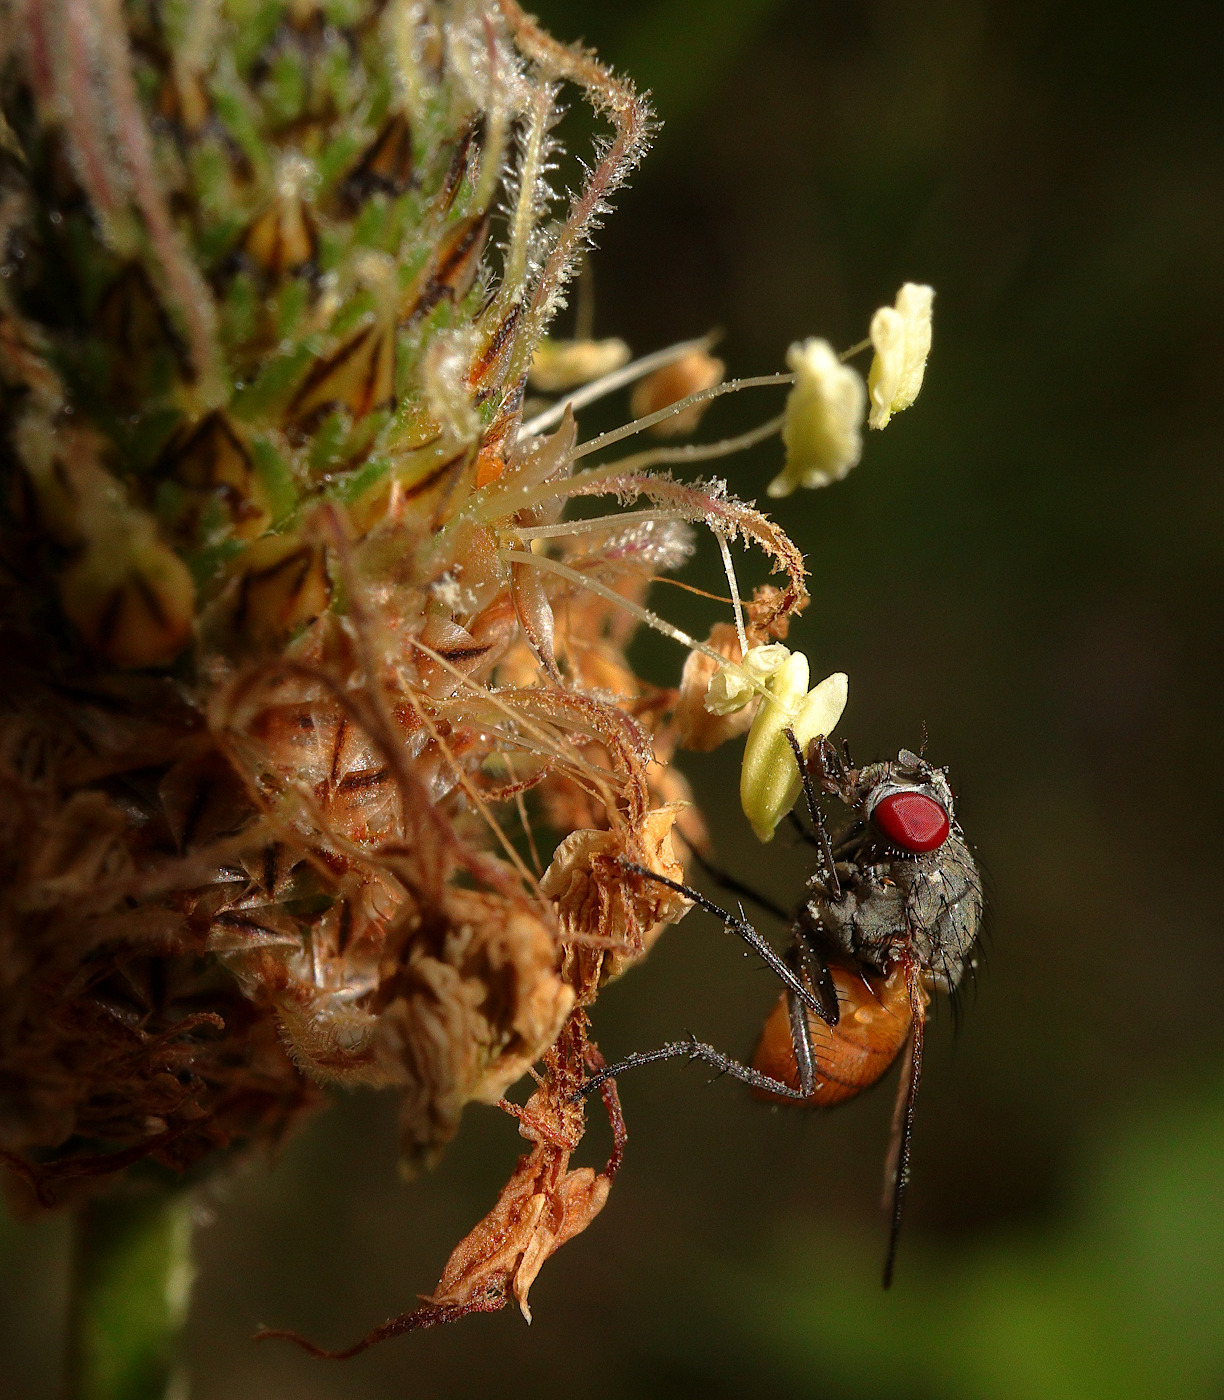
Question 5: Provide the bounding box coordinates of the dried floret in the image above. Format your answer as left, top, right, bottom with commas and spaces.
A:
542, 805, 690, 1000
257, 1010, 624, 1355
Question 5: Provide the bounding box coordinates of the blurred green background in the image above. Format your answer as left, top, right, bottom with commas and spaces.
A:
4, 0, 1222, 1395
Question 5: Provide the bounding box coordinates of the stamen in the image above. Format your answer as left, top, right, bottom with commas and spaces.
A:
520, 332, 720, 439
573, 381, 791, 459
476, 414, 785, 527
577, 412, 787, 469
521, 334, 868, 466
713, 527, 748, 658
513, 507, 688, 541
503, 549, 709, 654
501, 550, 775, 696
515, 509, 749, 654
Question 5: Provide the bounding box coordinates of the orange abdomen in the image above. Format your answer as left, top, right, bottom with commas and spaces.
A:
752, 961, 912, 1106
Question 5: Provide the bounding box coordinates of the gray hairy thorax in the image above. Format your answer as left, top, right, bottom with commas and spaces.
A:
799, 749, 983, 994
806, 830, 981, 993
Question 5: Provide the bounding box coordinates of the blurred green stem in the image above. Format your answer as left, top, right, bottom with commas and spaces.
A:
66, 1187, 195, 1400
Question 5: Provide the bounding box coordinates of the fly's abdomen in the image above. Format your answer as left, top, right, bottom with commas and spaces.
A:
752, 961, 912, 1106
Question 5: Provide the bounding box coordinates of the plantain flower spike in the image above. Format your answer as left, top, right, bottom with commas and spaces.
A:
769, 338, 866, 497
867, 282, 935, 429
738, 650, 848, 842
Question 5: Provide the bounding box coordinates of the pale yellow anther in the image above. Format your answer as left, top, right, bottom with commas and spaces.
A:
867, 283, 934, 430
740, 652, 848, 843
768, 338, 866, 498
529, 337, 632, 392
705, 643, 791, 715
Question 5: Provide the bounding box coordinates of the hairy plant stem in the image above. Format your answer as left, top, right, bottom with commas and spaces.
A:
66, 1186, 195, 1400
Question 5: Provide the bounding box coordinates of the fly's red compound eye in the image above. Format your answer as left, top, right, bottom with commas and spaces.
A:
871, 789, 950, 853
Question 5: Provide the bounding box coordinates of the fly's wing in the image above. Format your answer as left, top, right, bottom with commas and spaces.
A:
880, 961, 926, 1289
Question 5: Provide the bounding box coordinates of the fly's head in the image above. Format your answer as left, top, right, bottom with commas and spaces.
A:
803, 739, 983, 996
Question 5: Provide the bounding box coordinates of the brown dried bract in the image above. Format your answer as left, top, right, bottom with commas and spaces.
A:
257, 1009, 624, 1357
543, 805, 690, 1004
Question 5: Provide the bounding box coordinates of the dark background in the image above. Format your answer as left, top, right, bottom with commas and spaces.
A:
4, 1, 1223, 1395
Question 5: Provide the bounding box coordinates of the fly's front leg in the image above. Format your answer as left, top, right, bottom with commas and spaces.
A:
784, 728, 841, 900
790, 925, 838, 1025
676, 832, 792, 924
793, 902, 843, 1021
617, 861, 822, 1017
806, 734, 854, 801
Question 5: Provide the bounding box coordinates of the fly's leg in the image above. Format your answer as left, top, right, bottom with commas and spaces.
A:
880, 957, 926, 1290
790, 924, 839, 1026
786, 984, 819, 1097
674, 832, 791, 924
784, 728, 841, 900
580, 1037, 808, 1102
807, 734, 853, 799
619, 862, 821, 1017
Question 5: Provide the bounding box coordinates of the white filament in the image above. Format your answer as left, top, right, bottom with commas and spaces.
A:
713, 527, 748, 658
572, 378, 791, 460
519, 332, 722, 439
512, 507, 688, 541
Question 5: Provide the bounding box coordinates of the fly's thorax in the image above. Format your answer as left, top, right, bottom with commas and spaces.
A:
803, 826, 982, 990
900, 827, 982, 992
804, 870, 906, 970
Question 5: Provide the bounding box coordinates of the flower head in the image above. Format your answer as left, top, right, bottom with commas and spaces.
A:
867, 283, 934, 429
769, 338, 866, 497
